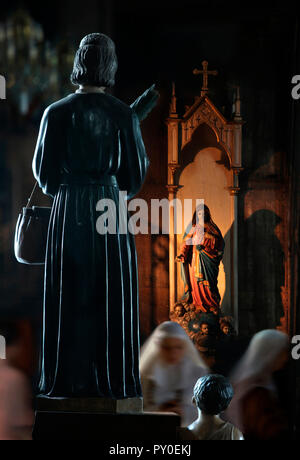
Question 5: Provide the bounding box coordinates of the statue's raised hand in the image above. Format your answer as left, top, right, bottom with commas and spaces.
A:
130, 84, 160, 121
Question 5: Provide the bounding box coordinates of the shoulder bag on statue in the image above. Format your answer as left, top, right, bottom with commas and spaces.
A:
14, 182, 52, 265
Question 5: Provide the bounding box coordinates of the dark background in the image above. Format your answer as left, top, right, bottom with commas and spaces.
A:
0, 0, 300, 433
0, 0, 296, 328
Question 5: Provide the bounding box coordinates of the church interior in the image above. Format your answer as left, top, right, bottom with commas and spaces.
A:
0, 0, 300, 441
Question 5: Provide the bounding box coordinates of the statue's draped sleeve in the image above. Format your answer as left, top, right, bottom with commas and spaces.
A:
181, 225, 224, 261
32, 107, 62, 198
117, 110, 149, 200
201, 228, 225, 259
180, 226, 195, 264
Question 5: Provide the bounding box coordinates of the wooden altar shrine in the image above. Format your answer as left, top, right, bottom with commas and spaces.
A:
166, 61, 243, 330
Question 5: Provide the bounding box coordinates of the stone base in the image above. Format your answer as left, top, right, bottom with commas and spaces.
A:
33, 411, 181, 441
36, 396, 143, 414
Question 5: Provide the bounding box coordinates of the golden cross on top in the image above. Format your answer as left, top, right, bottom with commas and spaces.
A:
193, 60, 218, 96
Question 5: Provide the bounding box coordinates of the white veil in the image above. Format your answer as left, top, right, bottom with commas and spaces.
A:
224, 329, 289, 431
230, 329, 289, 386
140, 321, 208, 377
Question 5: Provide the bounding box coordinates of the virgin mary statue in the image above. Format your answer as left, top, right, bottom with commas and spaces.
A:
176, 205, 225, 315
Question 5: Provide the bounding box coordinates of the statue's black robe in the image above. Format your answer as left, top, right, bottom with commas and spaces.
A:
32, 92, 149, 398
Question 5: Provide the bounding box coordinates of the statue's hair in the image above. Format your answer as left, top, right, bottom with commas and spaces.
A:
193, 374, 234, 415
70, 33, 118, 88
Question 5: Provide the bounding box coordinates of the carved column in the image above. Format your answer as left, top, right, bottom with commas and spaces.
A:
167, 180, 180, 309
229, 167, 242, 332
166, 84, 181, 309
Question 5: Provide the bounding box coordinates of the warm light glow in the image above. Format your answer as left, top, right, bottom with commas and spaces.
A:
175, 147, 233, 313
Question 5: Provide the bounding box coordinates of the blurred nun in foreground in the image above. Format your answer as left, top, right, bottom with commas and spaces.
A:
140, 321, 209, 426
224, 329, 290, 440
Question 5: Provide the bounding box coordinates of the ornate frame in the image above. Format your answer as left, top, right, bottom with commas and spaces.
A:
166, 85, 243, 329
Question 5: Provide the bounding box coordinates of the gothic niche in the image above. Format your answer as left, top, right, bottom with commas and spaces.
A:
167, 61, 243, 352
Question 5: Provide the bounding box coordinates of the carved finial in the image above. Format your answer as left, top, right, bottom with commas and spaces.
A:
233, 86, 242, 121
193, 60, 218, 97
169, 81, 178, 118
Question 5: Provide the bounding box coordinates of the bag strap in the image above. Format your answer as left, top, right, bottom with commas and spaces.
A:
25, 181, 38, 209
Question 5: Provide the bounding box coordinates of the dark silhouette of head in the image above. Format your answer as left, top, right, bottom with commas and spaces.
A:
193, 374, 234, 415
71, 33, 118, 88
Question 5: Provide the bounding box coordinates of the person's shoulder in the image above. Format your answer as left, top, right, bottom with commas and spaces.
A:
177, 427, 197, 441
43, 93, 135, 126
206, 421, 243, 441
46, 93, 130, 109
43, 94, 75, 118
103, 93, 132, 113
232, 426, 244, 440
223, 422, 244, 440
102, 93, 137, 126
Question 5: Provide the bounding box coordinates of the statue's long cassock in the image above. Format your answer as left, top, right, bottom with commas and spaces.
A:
33, 92, 149, 398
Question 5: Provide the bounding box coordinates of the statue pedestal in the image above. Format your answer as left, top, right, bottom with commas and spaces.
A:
36, 395, 143, 414
33, 397, 180, 441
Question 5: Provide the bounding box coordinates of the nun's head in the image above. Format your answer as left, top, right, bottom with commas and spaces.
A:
153, 322, 189, 365
231, 329, 290, 384
159, 337, 186, 365
140, 321, 208, 375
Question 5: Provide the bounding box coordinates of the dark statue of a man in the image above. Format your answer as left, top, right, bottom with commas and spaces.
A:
33, 33, 158, 399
